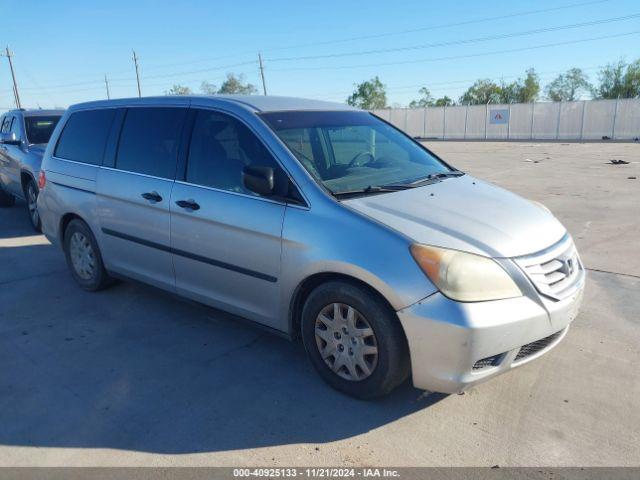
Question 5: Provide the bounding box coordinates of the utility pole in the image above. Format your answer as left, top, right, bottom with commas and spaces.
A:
104, 74, 111, 100
132, 49, 142, 98
258, 52, 267, 96
2, 46, 21, 109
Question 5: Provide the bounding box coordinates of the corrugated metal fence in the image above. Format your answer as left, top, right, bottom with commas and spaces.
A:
372, 99, 640, 140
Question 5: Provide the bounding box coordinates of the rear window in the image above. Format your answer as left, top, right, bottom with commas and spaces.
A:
55, 109, 116, 165
115, 107, 187, 179
25, 115, 61, 144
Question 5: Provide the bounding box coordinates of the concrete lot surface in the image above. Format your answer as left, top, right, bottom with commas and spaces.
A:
0, 142, 638, 467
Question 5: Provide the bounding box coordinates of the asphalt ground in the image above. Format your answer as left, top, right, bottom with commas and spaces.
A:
0, 141, 638, 466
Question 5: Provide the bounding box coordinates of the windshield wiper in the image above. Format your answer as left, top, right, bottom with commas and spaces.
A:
331, 184, 410, 199
406, 170, 464, 186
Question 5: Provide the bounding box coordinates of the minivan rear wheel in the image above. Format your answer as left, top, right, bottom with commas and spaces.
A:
301, 281, 410, 399
63, 219, 113, 291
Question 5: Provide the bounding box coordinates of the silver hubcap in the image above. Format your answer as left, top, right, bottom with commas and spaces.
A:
69, 232, 96, 280
314, 303, 378, 381
27, 184, 39, 226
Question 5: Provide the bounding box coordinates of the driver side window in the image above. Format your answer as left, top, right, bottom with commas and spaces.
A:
186, 110, 282, 197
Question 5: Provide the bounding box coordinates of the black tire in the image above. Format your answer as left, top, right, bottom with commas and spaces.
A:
0, 187, 15, 207
24, 178, 42, 232
301, 280, 410, 399
63, 219, 113, 291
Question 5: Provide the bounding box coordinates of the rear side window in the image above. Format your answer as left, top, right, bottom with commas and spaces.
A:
25, 116, 61, 144
116, 107, 187, 179
55, 109, 115, 165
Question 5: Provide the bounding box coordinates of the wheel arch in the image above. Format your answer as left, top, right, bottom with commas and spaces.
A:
59, 212, 86, 244
288, 272, 402, 340
20, 170, 36, 194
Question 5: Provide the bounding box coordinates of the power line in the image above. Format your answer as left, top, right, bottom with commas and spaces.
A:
261, 0, 613, 53
305, 66, 604, 98
270, 30, 640, 72
16, 0, 609, 88
267, 13, 640, 62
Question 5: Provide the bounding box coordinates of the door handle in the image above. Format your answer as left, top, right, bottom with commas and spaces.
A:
175, 199, 200, 211
141, 191, 162, 202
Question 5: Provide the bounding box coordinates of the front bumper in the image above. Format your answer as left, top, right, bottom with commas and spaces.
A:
397, 278, 584, 394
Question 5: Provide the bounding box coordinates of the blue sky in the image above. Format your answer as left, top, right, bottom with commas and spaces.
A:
2, 0, 639, 109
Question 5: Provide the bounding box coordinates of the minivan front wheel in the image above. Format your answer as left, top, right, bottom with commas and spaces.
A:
301, 281, 410, 399
63, 219, 112, 291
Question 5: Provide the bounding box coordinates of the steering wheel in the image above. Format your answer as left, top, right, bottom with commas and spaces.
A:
348, 151, 375, 168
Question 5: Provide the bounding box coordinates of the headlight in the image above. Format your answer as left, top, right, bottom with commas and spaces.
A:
410, 244, 522, 302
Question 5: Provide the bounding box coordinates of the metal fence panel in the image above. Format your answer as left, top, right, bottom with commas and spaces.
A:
371, 109, 390, 121
531, 102, 560, 139
444, 105, 467, 139
425, 107, 445, 138
486, 103, 509, 139
613, 99, 640, 139
509, 103, 533, 139
372, 99, 640, 140
463, 105, 485, 138
389, 108, 406, 131
406, 108, 425, 137
559, 101, 584, 140
582, 99, 616, 139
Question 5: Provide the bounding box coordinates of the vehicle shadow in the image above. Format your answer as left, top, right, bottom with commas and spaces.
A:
0, 204, 446, 454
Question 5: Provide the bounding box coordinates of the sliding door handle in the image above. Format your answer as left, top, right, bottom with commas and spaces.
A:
141, 191, 163, 202
175, 199, 200, 211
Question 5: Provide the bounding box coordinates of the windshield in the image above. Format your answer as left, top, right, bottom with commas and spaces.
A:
25, 116, 61, 145
260, 111, 451, 195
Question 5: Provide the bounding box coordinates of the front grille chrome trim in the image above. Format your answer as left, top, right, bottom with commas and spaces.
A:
513, 234, 585, 301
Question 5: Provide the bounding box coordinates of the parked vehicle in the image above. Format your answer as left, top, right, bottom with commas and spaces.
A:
37, 96, 585, 398
0, 109, 64, 230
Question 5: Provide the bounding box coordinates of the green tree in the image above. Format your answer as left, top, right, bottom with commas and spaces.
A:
594, 59, 640, 99
545, 68, 592, 101
347, 76, 387, 109
434, 96, 454, 107
165, 84, 192, 95
499, 69, 540, 103
459, 79, 502, 105
200, 81, 218, 95
217, 73, 257, 95
409, 87, 434, 108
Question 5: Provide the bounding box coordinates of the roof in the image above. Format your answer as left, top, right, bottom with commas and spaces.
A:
2, 109, 65, 117
208, 95, 356, 112
69, 95, 357, 113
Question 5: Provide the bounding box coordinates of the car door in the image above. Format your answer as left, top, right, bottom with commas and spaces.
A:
0, 116, 9, 190
96, 106, 188, 291
0, 115, 23, 196
170, 108, 286, 328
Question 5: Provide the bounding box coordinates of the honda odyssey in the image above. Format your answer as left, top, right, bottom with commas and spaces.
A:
37, 96, 585, 398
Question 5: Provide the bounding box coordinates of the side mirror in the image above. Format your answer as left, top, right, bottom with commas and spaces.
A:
0, 132, 21, 146
242, 165, 275, 196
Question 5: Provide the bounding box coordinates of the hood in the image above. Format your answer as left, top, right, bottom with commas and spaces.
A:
343, 175, 566, 258
28, 144, 47, 156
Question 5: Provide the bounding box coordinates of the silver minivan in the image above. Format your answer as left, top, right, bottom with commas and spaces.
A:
38, 96, 585, 399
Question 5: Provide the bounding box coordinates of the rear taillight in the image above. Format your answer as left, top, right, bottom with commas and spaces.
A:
38, 170, 46, 189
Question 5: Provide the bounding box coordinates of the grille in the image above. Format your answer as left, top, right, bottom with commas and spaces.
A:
514, 234, 584, 301
514, 330, 563, 362
473, 353, 504, 370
